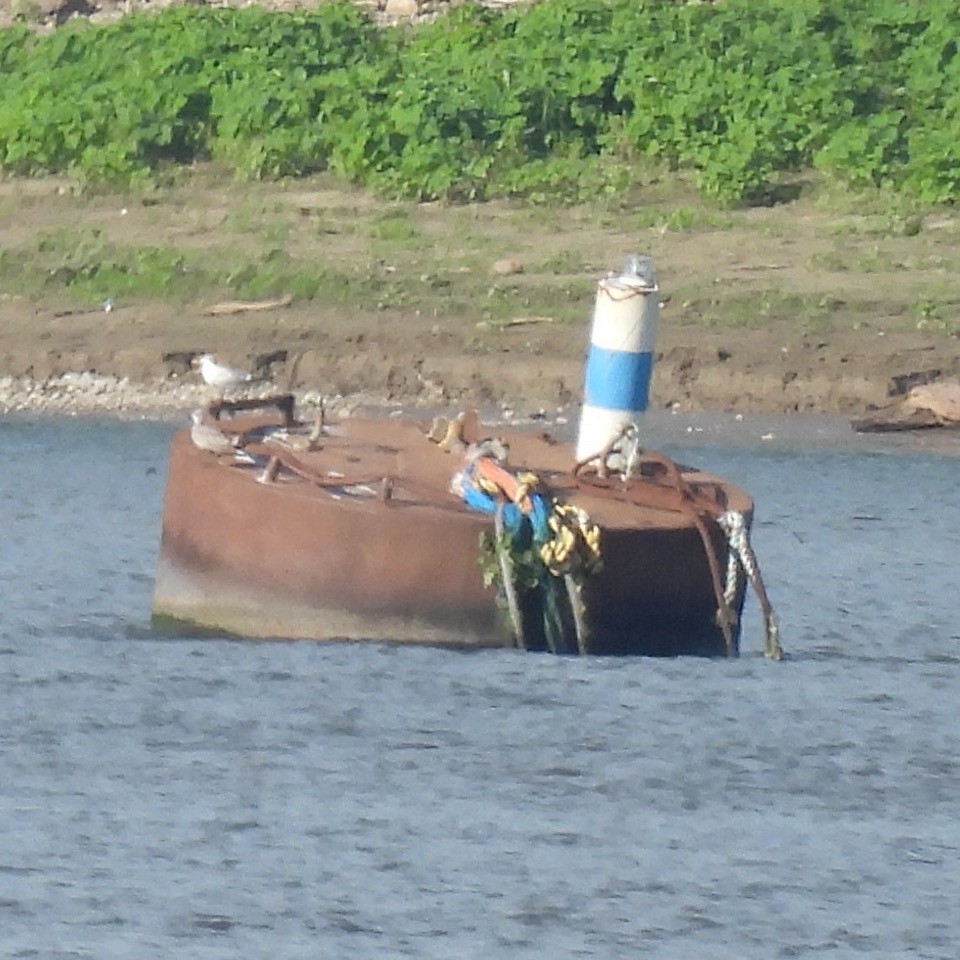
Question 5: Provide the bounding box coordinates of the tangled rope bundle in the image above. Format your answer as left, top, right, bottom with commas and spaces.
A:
452, 446, 602, 654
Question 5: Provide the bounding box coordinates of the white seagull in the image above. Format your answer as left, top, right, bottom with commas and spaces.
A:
193, 353, 262, 390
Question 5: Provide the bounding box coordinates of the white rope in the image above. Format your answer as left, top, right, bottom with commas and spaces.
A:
719, 510, 746, 609
718, 510, 784, 660
621, 424, 642, 479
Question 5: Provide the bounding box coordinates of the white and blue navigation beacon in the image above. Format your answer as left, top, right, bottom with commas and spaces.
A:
575, 254, 659, 464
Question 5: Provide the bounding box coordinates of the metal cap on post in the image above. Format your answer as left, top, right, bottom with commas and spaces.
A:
575, 255, 659, 465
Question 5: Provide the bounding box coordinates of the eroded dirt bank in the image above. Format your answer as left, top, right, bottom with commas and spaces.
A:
1, 296, 956, 418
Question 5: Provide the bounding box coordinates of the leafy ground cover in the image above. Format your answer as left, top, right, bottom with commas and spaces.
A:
2, 0, 960, 205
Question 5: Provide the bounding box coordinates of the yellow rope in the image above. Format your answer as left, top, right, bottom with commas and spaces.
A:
539, 501, 602, 578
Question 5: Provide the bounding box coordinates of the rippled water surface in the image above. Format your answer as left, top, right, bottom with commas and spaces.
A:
2, 414, 959, 958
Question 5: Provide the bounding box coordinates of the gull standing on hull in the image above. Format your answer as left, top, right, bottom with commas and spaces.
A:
193, 353, 263, 392
189, 410, 257, 463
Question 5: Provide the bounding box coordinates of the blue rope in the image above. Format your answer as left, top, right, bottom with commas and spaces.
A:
527, 493, 551, 545
458, 464, 572, 654
460, 483, 525, 529
458, 465, 550, 545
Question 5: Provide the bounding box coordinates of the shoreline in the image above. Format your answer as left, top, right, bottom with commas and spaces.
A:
0, 354, 952, 423
6, 375, 958, 461
0, 367, 877, 420
1, 310, 952, 420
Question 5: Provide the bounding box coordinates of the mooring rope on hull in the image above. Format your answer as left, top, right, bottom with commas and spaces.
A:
452, 441, 603, 655
466, 434, 774, 658
718, 510, 784, 661
574, 422, 784, 660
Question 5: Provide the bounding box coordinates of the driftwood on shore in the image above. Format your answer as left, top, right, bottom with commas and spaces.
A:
203, 294, 294, 316
852, 381, 960, 433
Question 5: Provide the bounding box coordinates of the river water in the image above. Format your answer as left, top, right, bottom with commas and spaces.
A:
1, 412, 958, 959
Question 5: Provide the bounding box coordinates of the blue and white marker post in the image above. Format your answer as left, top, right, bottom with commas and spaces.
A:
575, 254, 659, 464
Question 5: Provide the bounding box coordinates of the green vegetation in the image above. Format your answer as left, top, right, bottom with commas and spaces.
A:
2, 0, 960, 205
3, 172, 958, 340
0, 225, 365, 304
0, 186, 607, 324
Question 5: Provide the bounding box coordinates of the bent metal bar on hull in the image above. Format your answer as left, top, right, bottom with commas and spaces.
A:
152, 396, 782, 658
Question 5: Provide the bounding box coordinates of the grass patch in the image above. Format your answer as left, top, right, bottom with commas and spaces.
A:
368, 207, 421, 242
0, 226, 367, 308
808, 247, 907, 273
633, 206, 736, 232
672, 285, 893, 332
2, 164, 960, 343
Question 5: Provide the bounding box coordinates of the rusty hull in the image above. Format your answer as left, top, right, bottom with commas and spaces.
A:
152, 411, 753, 655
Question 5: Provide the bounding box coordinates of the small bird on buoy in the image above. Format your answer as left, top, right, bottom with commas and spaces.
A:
193, 353, 263, 391
189, 410, 253, 462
